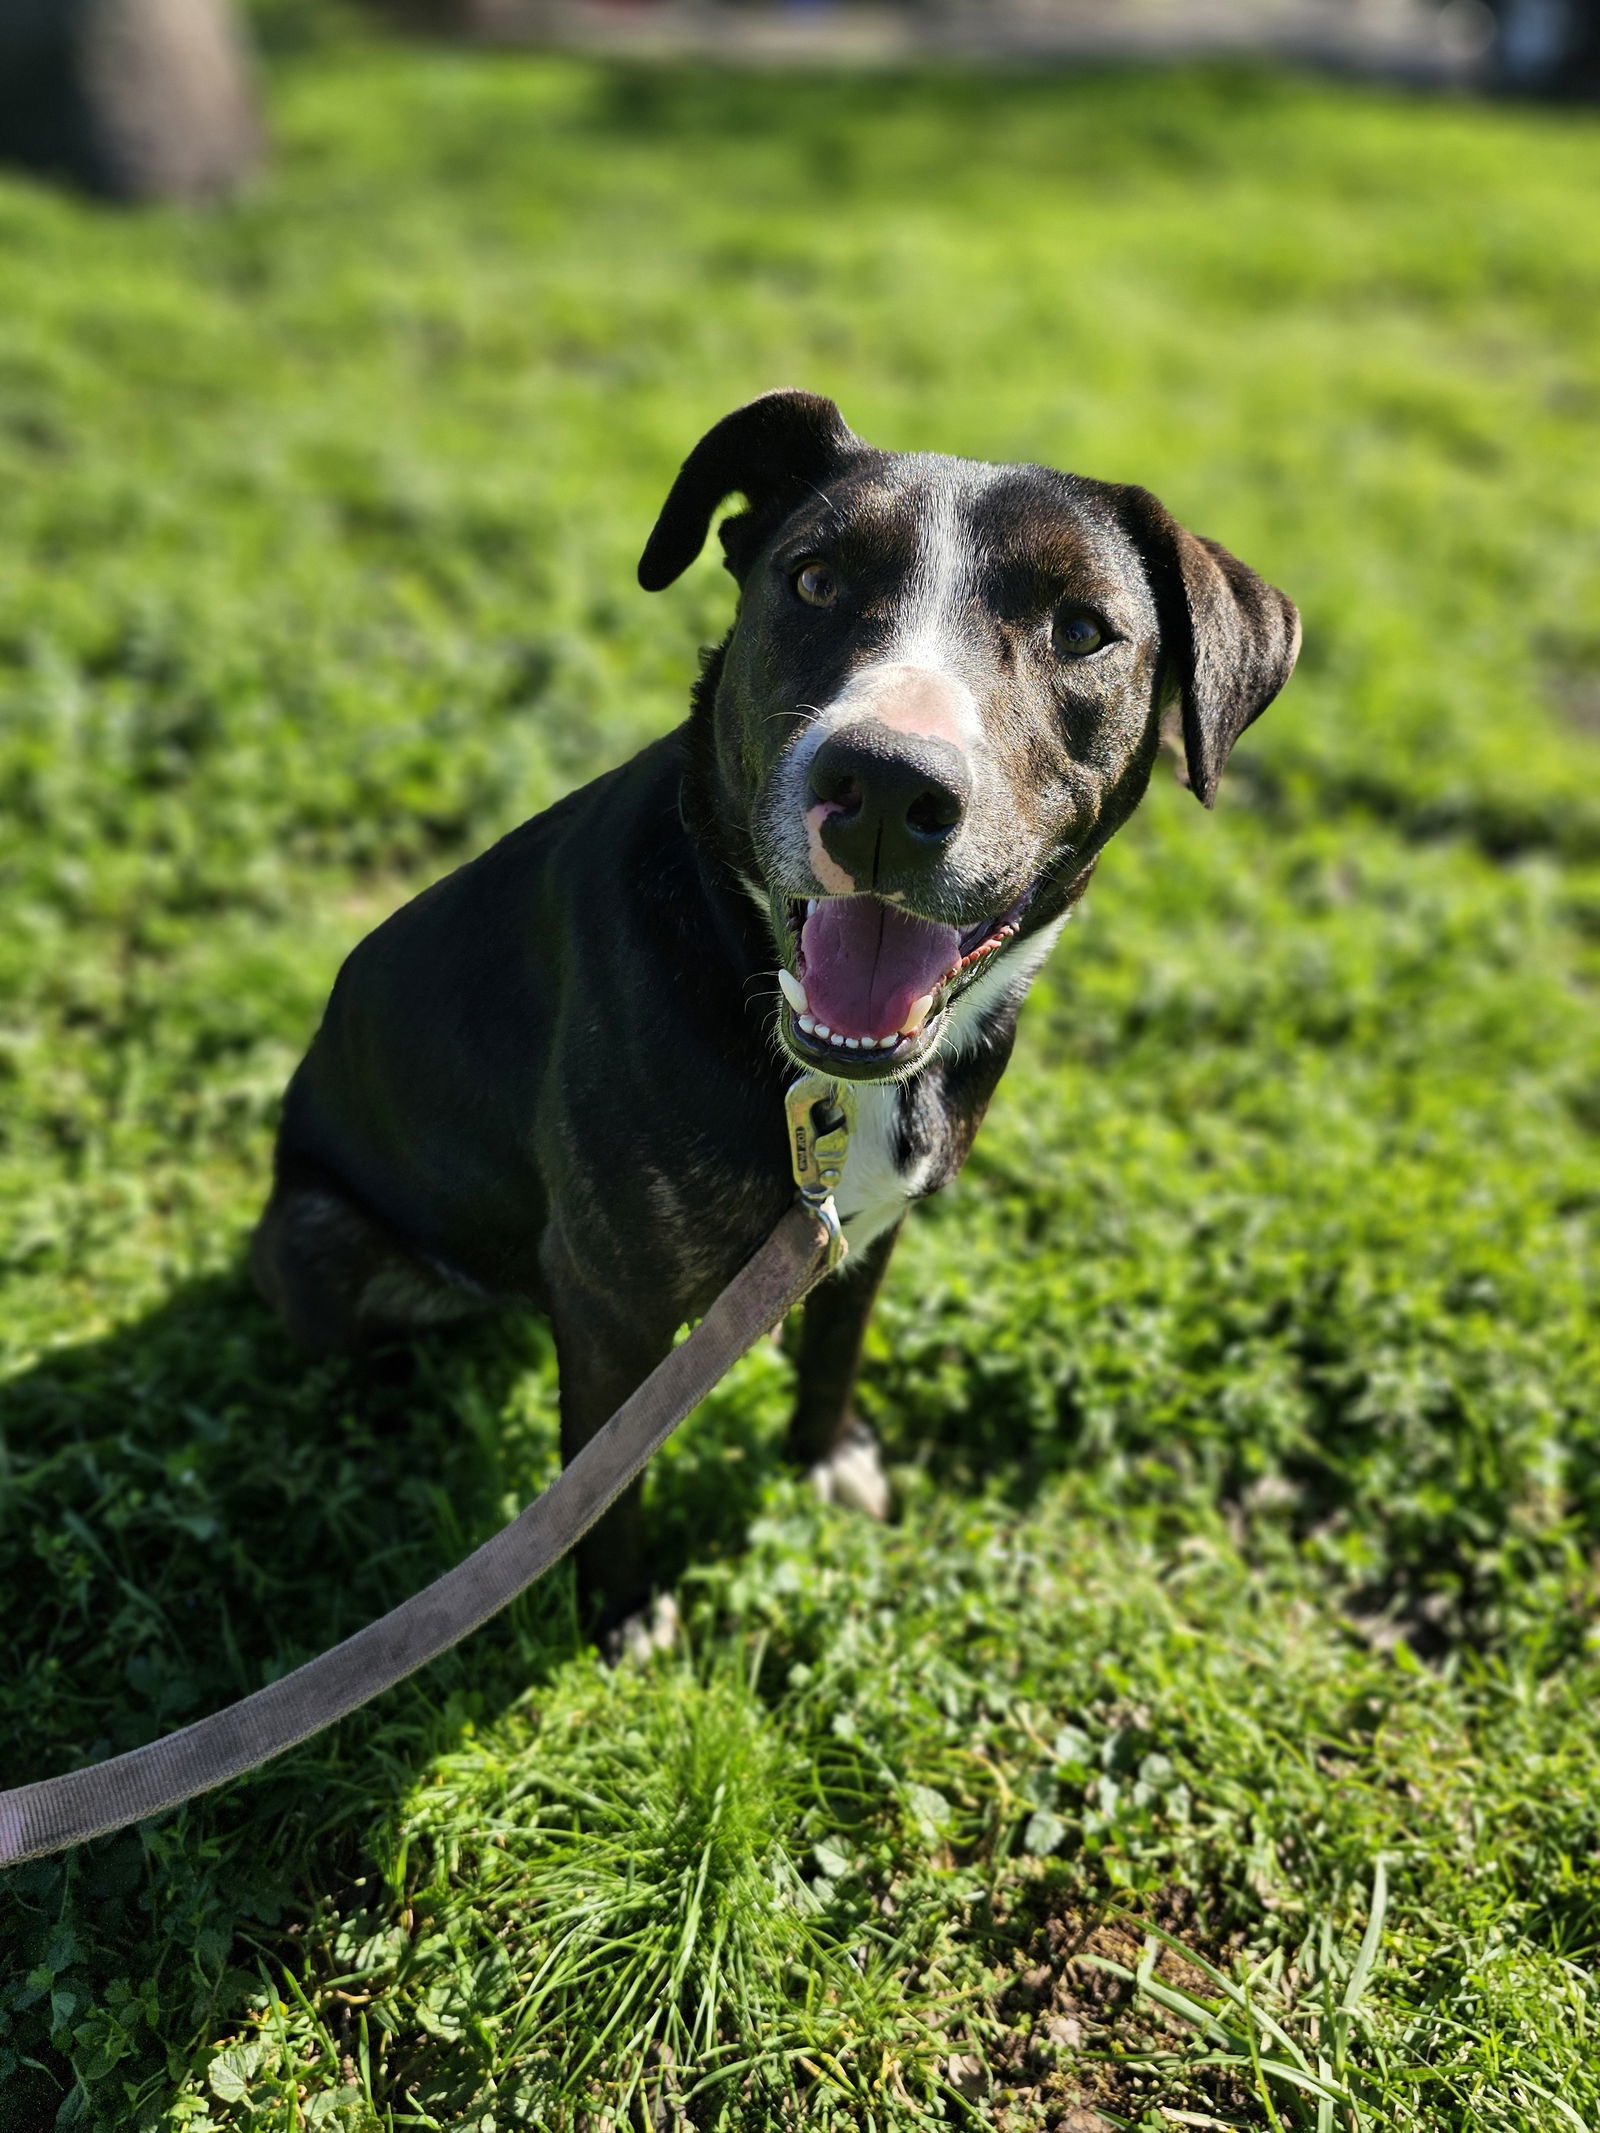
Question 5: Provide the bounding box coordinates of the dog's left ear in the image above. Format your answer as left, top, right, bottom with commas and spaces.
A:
638, 389, 862, 592
1117, 485, 1301, 808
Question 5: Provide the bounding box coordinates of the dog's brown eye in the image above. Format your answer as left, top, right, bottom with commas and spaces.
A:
795, 561, 838, 609
1054, 608, 1107, 658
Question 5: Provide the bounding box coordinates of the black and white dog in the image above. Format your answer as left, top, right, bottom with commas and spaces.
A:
252, 391, 1299, 1628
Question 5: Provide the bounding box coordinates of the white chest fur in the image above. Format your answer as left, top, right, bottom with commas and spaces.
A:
835, 1080, 924, 1254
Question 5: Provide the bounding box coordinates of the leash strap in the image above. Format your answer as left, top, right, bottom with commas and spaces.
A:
0, 1197, 838, 1866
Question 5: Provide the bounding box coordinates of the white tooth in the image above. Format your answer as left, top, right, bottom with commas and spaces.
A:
900, 992, 936, 1035
798, 1014, 818, 1034
844, 1036, 861, 1050
777, 968, 808, 1013
806, 899, 818, 916
814, 1023, 832, 1040
859, 1036, 879, 1049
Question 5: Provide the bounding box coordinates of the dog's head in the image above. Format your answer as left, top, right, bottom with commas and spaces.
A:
641, 390, 1299, 1084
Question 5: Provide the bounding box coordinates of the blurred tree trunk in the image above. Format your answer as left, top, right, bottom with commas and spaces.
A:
0, 0, 264, 201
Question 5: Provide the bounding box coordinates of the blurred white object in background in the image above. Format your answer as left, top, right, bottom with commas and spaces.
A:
471, 0, 1600, 90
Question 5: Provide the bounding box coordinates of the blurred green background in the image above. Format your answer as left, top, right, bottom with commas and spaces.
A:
2, 18, 1600, 2131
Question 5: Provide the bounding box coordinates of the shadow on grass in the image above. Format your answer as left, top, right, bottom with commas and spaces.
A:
0, 1250, 1079, 2125
3, 1271, 563, 1788
0, 1266, 791, 2126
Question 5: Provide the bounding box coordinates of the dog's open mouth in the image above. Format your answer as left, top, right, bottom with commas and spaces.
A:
775, 891, 1028, 1075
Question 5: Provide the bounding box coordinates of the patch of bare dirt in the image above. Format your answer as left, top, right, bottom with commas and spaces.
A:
982, 1884, 1269, 2132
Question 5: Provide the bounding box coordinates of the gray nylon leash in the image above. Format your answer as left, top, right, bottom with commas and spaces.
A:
0, 1154, 847, 1866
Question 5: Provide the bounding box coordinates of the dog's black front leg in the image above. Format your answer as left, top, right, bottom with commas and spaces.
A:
786, 1221, 900, 1512
548, 1281, 680, 1636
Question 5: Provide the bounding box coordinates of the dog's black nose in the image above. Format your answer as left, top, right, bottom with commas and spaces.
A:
807, 721, 971, 887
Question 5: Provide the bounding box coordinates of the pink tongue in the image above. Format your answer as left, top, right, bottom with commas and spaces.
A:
800, 898, 961, 1039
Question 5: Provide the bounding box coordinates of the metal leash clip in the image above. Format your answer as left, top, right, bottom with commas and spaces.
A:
785, 1071, 856, 1271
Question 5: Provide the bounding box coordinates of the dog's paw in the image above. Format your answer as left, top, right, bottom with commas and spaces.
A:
603, 1590, 680, 1668
809, 1420, 890, 1520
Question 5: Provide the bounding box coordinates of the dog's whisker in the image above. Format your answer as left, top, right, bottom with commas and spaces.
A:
796, 475, 846, 531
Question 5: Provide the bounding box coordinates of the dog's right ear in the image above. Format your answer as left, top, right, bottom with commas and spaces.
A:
638, 390, 860, 592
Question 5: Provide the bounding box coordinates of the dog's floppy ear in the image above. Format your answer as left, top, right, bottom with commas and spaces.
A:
1118, 485, 1301, 808
638, 389, 861, 592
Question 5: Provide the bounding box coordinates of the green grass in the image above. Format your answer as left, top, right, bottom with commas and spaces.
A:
3, 34, 1600, 2131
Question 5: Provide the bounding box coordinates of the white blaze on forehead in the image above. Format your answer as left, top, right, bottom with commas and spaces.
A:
891, 475, 978, 673
765, 467, 997, 890
828, 476, 987, 746
793, 482, 986, 773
